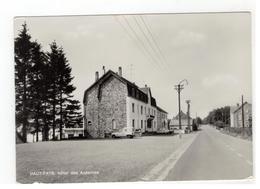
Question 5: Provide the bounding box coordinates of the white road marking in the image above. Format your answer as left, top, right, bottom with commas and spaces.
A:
236, 152, 243, 158
224, 143, 252, 168
141, 134, 198, 181
246, 160, 253, 166
245, 176, 254, 179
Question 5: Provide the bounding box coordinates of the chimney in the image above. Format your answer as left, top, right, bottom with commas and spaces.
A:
102, 66, 106, 74
145, 84, 147, 88
118, 66, 122, 77
95, 71, 99, 81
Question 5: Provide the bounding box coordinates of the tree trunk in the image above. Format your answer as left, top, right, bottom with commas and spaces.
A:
52, 102, 56, 140
36, 101, 41, 142
22, 74, 27, 143
42, 101, 48, 141
59, 92, 63, 140
36, 120, 39, 142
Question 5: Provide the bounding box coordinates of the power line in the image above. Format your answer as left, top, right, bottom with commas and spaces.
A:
122, 16, 163, 70
114, 16, 159, 71
133, 16, 166, 70
139, 15, 169, 67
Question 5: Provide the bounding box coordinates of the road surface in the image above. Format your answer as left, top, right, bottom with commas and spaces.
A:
165, 125, 253, 181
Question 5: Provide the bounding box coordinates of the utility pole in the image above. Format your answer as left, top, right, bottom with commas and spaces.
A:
241, 95, 245, 128
186, 100, 191, 131
175, 79, 188, 130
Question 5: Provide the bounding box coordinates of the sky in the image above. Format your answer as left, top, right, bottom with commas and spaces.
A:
14, 12, 252, 119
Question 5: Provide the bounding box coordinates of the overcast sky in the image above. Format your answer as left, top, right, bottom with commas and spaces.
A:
14, 12, 251, 118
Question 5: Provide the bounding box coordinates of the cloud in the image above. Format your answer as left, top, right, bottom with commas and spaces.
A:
63, 24, 105, 40
202, 74, 239, 88
171, 30, 207, 47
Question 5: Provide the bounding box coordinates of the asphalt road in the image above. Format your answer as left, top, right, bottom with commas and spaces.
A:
165, 125, 253, 181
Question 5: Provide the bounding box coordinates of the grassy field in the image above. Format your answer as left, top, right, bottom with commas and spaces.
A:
16, 135, 186, 183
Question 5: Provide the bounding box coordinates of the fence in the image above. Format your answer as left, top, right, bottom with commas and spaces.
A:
222, 127, 252, 140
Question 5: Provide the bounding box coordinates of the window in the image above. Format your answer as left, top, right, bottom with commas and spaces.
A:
145, 107, 146, 114
141, 120, 143, 129
132, 103, 135, 113
141, 106, 143, 115
112, 119, 116, 129
132, 119, 135, 129
88, 121, 92, 126
148, 108, 150, 115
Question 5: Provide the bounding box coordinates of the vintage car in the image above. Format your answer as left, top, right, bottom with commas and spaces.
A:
111, 127, 135, 138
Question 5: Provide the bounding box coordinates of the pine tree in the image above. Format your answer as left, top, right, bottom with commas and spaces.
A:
47, 41, 76, 140
41, 61, 53, 141
15, 23, 34, 143
29, 41, 49, 141
47, 42, 60, 140
65, 99, 83, 128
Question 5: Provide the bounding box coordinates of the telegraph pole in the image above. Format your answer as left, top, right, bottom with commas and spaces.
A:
241, 95, 245, 128
186, 100, 191, 131
175, 79, 188, 130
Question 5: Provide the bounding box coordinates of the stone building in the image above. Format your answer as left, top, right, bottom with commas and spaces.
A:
169, 111, 192, 131
230, 102, 252, 128
83, 67, 167, 138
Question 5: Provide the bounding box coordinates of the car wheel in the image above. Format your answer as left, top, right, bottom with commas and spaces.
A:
127, 135, 133, 138
112, 135, 115, 138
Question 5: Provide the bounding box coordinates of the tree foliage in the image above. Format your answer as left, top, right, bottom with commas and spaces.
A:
204, 106, 230, 126
15, 23, 82, 142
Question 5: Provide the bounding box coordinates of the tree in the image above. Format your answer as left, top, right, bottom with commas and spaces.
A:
15, 23, 34, 143
15, 23, 82, 142
47, 42, 60, 140
47, 41, 76, 140
64, 99, 83, 128
29, 41, 49, 141
204, 106, 230, 126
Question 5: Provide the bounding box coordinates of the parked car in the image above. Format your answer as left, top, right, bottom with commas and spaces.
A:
174, 129, 185, 134
134, 128, 142, 137
111, 127, 134, 138
156, 128, 170, 134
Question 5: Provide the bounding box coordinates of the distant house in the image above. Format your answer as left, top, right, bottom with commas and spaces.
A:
230, 102, 252, 128
169, 111, 192, 130
63, 124, 84, 139
156, 106, 168, 132
16, 123, 84, 143
83, 67, 168, 138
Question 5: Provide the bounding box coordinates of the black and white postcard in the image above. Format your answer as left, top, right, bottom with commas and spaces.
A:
14, 12, 253, 183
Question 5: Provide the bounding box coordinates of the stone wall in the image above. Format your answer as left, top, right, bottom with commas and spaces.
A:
157, 110, 167, 130
84, 76, 127, 138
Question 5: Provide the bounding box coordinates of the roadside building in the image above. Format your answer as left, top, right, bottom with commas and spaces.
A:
83, 67, 167, 138
63, 126, 84, 139
156, 106, 168, 132
169, 111, 192, 131
230, 102, 252, 128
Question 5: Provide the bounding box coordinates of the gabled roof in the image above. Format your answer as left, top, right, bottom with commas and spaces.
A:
139, 87, 157, 107
83, 70, 148, 104
173, 111, 192, 120
157, 106, 168, 114
140, 87, 149, 95
233, 102, 251, 114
